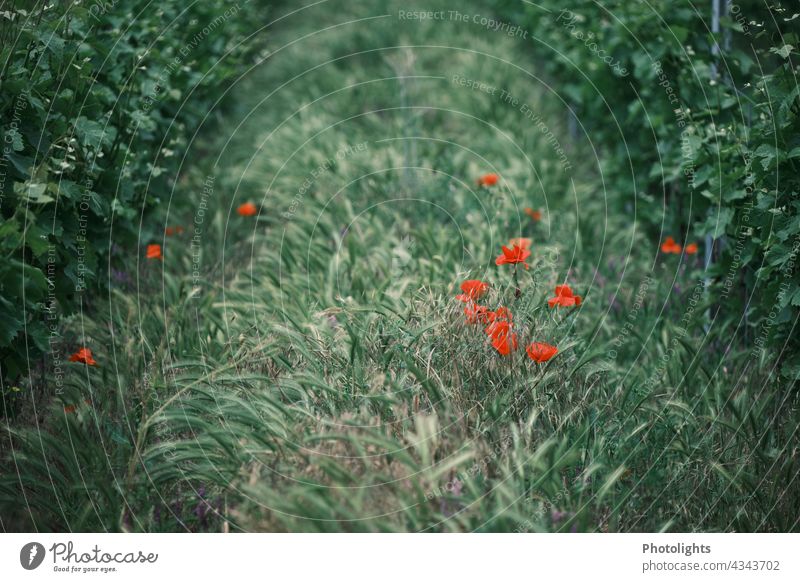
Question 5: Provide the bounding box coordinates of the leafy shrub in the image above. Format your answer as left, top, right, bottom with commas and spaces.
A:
491, 0, 800, 377
0, 0, 268, 390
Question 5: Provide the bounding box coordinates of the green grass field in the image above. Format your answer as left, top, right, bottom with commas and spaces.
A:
1, 0, 798, 532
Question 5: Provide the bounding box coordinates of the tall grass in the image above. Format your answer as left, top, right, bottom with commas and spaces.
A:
1, 0, 797, 532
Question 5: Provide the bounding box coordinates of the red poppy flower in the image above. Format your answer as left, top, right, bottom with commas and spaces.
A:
477, 173, 499, 187
146, 244, 162, 260
508, 237, 532, 250
661, 236, 682, 254
547, 285, 582, 308
69, 347, 97, 366
492, 331, 518, 356
484, 317, 512, 345
524, 208, 542, 221
474, 305, 512, 327
165, 226, 184, 236
494, 306, 512, 321
237, 202, 258, 217
526, 342, 558, 363
485, 319, 510, 340
484, 319, 511, 339
495, 244, 531, 268
464, 303, 491, 324
456, 279, 490, 302
685, 242, 698, 255
484, 309, 517, 355
64, 404, 76, 414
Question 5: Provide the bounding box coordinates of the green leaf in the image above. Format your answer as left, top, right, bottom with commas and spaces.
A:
15, 181, 54, 204
699, 207, 734, 238
0, 218, 21, 243
4, 128, 24, 151
770, 44, 794, 59
74, 116, 115, 150
5, 152, 33, 176
670, 26, 689, 43
0, 295, 24, 346
25, 223, 51, 257
790, 287, 800, 308
55, 180, 83, 201
85, 190, 109, 217
753, 143, 778, 171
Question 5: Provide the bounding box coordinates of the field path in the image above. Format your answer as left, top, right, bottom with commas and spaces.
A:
12, 0, 786, 535
164, 0, 624, 531
208, 0, 587, 324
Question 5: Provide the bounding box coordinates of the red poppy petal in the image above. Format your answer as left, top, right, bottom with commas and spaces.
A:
555, 285, 572, 297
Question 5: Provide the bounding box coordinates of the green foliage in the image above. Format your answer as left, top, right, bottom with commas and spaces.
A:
492, 0, 800, 377
0, 0, 267, 384
1, 0, 797, 533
